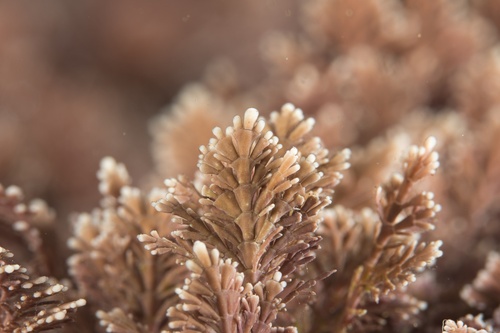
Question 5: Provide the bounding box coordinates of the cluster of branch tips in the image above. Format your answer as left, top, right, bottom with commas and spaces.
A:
0, 247, 85, 333
1, 104, 443, 333
138, 104, 441, 333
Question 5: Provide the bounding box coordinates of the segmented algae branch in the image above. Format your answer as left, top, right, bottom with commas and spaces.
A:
0, 247, 86, 333
1, 184, 85, 333
68, 157, 185, 333
138, 104, 442, 333
333, 136, 443, 332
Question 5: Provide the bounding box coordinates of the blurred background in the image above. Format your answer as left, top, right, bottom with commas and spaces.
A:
0, 1, 299, 217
